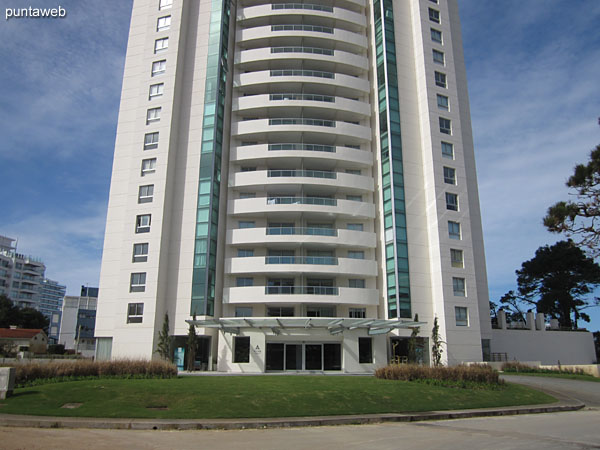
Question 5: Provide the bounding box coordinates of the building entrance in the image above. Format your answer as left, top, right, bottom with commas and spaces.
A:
266, 342, 342, 371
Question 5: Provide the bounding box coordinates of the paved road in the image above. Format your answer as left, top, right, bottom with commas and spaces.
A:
0, 376, 598, 449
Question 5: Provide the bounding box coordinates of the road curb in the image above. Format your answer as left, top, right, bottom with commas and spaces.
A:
0, 402, 585, 430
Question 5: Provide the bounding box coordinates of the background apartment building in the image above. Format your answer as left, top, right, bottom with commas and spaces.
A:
96, 0, 491, 370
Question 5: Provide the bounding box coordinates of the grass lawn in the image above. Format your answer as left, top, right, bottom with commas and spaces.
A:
0, 376, 555, 419
503, 372, 600, 383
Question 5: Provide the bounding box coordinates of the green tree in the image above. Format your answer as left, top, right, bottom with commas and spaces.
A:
500, 240, 600, 329
155, 312, 171, 361
0, 294, 48, 332
186, 314, 197, 371
544, 140, 600, 256
431, 316, 443, 367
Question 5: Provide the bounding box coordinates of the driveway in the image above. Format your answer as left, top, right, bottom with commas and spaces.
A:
501, 374, 600, 407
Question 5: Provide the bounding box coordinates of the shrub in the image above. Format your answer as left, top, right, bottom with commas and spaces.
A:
501, 361, 585, 375
374, 363, 502, 387
3, 359, 177, 387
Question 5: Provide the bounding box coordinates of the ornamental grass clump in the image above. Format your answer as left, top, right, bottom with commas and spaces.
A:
9, 359, 177, 387
374, 363, 502, 388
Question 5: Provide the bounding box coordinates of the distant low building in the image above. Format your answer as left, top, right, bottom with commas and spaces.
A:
0, 328, 48, 354
58, 287, 98, 358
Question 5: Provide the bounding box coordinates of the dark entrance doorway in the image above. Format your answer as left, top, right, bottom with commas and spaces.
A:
390, 336, 429, 365
265, 342, 342, 371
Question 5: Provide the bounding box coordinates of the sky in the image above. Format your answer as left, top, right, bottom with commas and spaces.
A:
1, 1, 599, 331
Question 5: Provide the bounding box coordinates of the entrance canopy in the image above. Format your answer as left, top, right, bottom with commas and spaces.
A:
187, 317, 426, 336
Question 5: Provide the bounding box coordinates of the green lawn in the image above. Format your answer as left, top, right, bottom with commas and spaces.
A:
503, 372, 600, 382
0, 376, 555, 419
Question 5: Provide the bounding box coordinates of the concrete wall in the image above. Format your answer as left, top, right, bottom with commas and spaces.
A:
491, 328, 596, 365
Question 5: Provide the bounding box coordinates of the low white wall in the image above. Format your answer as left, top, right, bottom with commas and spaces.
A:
491, 328, 596, 365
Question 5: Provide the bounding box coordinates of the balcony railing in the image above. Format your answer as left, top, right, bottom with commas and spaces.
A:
269, 118, 335, 127
270, 69, 334, 79
269, 93, 335, 103
272, 24, 333, 34
268, 169, 336, 179
268, 143, 335, 152
265, 286, 338, 295
266, 227, 337, 236
271, 3, 333, 13
266, 196, 337, 206
265, 256, 338, 265
271, 46, 334, 56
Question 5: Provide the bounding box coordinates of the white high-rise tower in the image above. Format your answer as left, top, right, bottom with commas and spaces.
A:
95, 0, 492, 371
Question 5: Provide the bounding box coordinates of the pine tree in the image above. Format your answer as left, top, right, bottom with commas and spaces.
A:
431, 316, 443, 367
186, 314, 197, 371
156, 312, 171, 360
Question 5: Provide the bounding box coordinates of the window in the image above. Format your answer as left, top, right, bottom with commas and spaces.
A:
236, 277, 253, 287
439, 117, 451, 135
429, 8, 440, 23
239, 221, 255, 229
154, 37, 169, 53
130, 272, 146, 293
453, 277, 466, 296
445, 193, 458, 211
144, 132, 159, 149
235, 307, 253, 317
141, 158, 157, 176
267, 306, 295, 317
306, 305, 335, 317
157, 15, 171, 31
237, 249, 254, 257
233, 336, 250, 363
241, 166, 256, 172
429, 0, 439, 3
433, 49, 445, 65
239, 192, 256, 199
349, 307, 366, 318
435, 71, 447, 88
437, 94, 449, 110
359, 337, 373, 363
159, 0, 173, 10
138, 185, 154, 203
448, 221, 461, 240
149, 83, 164, 99
347, 223, 364, 231
147, 107, 161, 124
348, 250, 364, 259
132, 243, 149, 262
136, 214, 151, 233
349, 279, 365, 288
441, 141, 454, 158
443, 166, 456, 185
451, 249, 464, 268
431, 28, 442, 43
346, 169, 361, 175
151, 60, 166, 76
127, 303, 144, 323
455, 306, 468, 326
346, 195, 362, 202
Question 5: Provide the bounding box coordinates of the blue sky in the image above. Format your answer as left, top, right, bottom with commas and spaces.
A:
1, 1, 599, 331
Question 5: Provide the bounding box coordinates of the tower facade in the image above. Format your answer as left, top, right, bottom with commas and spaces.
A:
96, 0, 492, 370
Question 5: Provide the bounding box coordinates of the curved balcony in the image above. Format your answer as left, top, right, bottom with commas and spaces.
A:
236, 25, 367, 52
232, 118, 371, 143
235, 70, 370, 96
230, 169, 374, 192
230, 144, 373, 167
237, 4, 367, 29
228, 197, 376, 219
227, 227, 376, 248
223, 286, 379, 306
233, 93, 371, 119
225, 256, 378, 276
235, 47, 368, 76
